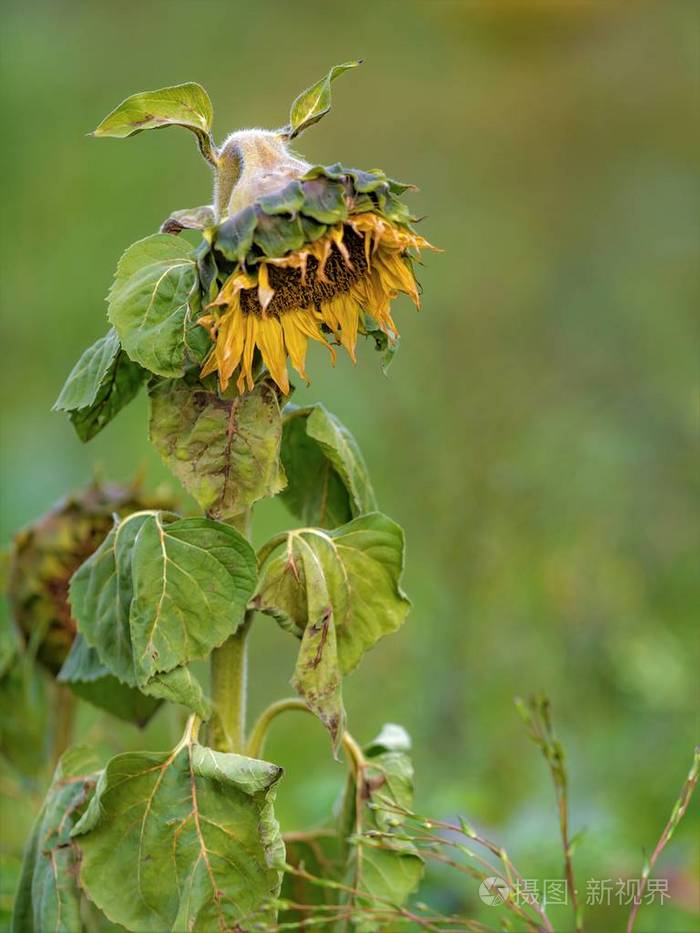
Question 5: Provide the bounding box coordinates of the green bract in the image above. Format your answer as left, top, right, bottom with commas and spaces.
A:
204, 163, 413, 267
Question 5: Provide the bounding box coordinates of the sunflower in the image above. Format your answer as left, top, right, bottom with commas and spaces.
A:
196, 140, 436, 394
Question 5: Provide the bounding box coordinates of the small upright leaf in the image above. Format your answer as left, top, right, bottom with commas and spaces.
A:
281, 404, 376, 528
12, 746, 100, 933
287, 61, 362, 139
108, 234, 201, 378
253, 514, 410, 748
72, 721, 285, 931
149, 376, 286, 521
53, 329, 146, 440
91, 82, 214, 158
58, 634, 161, 727
339, 725, 424, 929
69, 511, 257, 699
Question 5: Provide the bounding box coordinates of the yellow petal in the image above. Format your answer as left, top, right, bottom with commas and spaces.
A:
237, 313, 258, 394
255, 315, 290, 394
280, 314, 310, 382
257, 262, 275, 314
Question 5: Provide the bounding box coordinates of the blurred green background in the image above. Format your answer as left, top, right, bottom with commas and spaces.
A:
1, 1, 698, 930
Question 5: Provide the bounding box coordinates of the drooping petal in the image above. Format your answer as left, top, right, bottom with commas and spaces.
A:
257, 262, 275, 314
255, 314, 290, 393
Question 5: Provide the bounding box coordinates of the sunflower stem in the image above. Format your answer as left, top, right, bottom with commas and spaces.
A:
209, 508, 252, 753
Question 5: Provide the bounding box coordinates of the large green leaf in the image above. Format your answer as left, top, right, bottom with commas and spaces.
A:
252, 514, 410, 748
149, 376, 286, 522
69, 511, 256, 708
91, 82, 214, 161
12, 746, 101, 933
108, 234, 202, 378
281, 404, 376, 528
287, 61, 362, 139
340, 725, 424, 930
72, 720, 285, 931
58, 634, 161, 727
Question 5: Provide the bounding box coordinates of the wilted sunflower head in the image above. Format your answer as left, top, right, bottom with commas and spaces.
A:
196, 132, 437, 395
6, 481, 174, 674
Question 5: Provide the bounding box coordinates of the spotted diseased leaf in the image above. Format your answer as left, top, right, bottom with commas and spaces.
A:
149, 376, 286, 522
72, 721, 285, 931
252, 514, 410, 750
281, 404, 376, 529
69, 511, 257, 712
340, 725, 423, 929
108, 234, 202, 378
91, 82, 215, 161
52, 329, 146, 441
58, 634, 161, 727
12, 746, 100, 933
287, 61, 362, 139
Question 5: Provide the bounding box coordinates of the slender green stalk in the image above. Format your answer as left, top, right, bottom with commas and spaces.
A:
247, 697, 309, 758
627, 747, 699, 933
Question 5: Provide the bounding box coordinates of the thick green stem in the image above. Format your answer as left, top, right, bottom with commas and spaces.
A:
210, 611, 252, 753
209, 508, 252, 753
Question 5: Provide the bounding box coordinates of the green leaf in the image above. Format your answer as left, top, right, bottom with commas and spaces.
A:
143, 665, 211, 720
281, 404, 376, 528
72, 720, 285, 931
160, 204, 216, 234
52, 329, 120, 411
69, 511, 257, 704
52, 329, 146, 441
58, 634, 161, 727
252, 514, 410, 747
149, 377, 286, 522
12, 746, 101, 933
287, 61, 362, 139
91, 82, 214, 159
108, 234, 201, 378
340, 725, 423, 930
